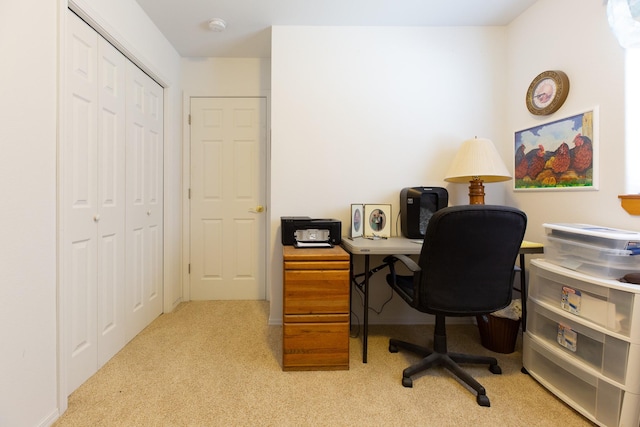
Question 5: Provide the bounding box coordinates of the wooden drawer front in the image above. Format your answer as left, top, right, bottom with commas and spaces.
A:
283, 246, 349, 263
284, 260, 349, 271
284, 270, 349, 314
284, 313, 348, 323
283, 321, 349, 370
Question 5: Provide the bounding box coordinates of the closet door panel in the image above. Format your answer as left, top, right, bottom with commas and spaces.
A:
125, 112, 147, 340
64, 11, 99, 394
96, 36, 126, 368
64, 11, 164, 394
125, 63, 163, 341
145, 81, 163, 325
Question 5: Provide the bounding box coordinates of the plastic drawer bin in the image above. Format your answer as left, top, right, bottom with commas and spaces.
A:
524, 334, 640, 427
527, 299, 639, 388
544, 235, 640, 280
529, 261, 635, 338
544, 223, 640, 251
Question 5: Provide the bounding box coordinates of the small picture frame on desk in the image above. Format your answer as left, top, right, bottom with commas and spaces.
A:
364, 204, 391, 238
350, 204, 364, 238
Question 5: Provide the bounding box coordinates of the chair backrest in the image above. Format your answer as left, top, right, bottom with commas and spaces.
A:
416, 205, 527, 316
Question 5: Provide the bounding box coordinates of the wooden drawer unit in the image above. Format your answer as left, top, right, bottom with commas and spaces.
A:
282, 246, 350, 371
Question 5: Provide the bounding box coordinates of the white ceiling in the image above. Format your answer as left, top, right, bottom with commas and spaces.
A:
134, 0, 539, 58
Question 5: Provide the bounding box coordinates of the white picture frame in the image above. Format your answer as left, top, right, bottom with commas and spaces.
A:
350, 204, 364, 238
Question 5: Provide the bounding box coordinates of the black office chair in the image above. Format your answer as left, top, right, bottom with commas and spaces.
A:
383, 205, 527, 407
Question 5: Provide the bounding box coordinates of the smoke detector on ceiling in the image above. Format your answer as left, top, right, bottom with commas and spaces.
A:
208, 18, 227, 32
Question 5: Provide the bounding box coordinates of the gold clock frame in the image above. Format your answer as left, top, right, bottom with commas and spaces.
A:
526, 70, 570, 116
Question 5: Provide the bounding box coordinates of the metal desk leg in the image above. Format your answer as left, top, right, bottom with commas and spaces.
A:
348, 253, 353, 335
520, 253, 527, 332
363, 254, 370, 363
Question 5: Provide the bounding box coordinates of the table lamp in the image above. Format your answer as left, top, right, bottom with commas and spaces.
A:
444, 137, 512, 205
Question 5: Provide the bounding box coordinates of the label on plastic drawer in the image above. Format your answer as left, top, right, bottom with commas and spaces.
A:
561, 286, 581, 315
557, 323, 577, 352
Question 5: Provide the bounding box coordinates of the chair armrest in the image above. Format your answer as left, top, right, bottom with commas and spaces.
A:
383, 254, 421, 273
383, 254, 421, 305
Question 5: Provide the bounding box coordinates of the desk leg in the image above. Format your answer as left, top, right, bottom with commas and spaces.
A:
348, 253, 353, 335
520, 253, 527, 332
363, 254, 369, 363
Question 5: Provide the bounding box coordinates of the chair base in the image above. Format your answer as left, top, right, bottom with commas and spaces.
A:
389, 336, 501, 407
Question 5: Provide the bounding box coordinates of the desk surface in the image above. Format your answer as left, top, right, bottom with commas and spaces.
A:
341, 236, 543, 256
519, 240, 545, 254
341, 236, 423, 255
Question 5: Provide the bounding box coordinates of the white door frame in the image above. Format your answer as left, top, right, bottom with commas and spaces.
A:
181, 93, 271, 302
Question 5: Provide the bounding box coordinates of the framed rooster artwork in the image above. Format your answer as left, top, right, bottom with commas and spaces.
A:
514, 108, 598, 191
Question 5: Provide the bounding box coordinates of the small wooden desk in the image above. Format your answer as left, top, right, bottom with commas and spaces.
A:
341, 236, 543, 363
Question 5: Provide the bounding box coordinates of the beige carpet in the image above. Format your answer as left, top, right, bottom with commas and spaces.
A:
54, 301, 594, 426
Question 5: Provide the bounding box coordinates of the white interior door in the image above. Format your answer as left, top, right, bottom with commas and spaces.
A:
190, 97, 267, 300
125, 62, 164, 341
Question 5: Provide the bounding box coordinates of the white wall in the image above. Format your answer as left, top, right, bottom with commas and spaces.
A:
182, 58, 271, 96
0, 0, 183, 425
269, 2, 639, 326
0, 2, 58, 426
506, 0, 634, 245
270, 26, 512, 324
626, 49, 640, 194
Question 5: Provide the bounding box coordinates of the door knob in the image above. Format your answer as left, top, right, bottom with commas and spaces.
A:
250, 205, 264, 213
93, 214, 100, 222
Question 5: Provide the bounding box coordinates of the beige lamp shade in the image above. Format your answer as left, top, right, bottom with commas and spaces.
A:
444, 137, 512, 183
444, 137, 512, 204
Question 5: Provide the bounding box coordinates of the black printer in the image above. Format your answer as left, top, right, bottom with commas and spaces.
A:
281, 217, 342, 247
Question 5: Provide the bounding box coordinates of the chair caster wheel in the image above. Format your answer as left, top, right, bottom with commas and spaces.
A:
489, 364, 502, 374
389, 343, 398, 353
477, 394, 490, 407
402, 377, 413, 388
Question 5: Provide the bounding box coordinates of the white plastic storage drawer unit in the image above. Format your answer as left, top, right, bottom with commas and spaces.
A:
527, 299, 640, 389
525, 259, 640, 427
528, 260, 638, 338
524, 334, 640, 427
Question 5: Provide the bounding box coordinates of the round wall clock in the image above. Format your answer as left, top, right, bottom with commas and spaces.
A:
525, 70, 570, 115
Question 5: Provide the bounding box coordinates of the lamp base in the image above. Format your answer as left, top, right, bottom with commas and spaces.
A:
468, 179, 485, 205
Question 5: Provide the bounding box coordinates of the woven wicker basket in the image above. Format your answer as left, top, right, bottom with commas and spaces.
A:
476, 314, 521, 354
